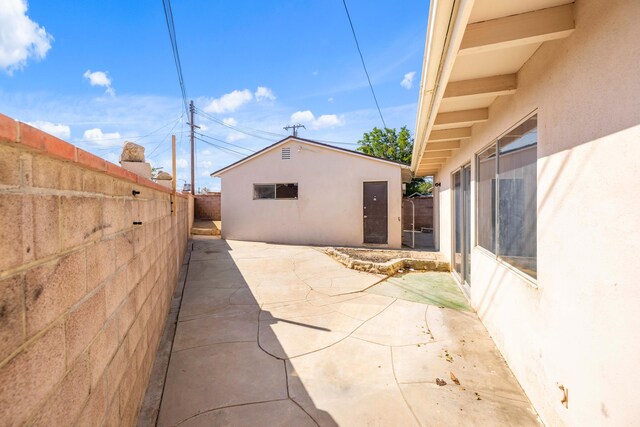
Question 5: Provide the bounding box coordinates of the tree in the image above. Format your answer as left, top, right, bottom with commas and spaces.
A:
356, 126, 432, 195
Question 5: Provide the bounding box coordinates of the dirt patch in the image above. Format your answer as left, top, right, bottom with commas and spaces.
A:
337, 248, 438, 263
325, 247, 450, 275
339, 249, 412, 263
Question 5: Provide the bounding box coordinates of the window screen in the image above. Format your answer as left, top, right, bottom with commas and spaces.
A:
254, 184, 275, 199
476, 114, 537, 278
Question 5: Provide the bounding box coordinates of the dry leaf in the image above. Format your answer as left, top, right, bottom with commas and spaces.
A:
450, 372, 460, 385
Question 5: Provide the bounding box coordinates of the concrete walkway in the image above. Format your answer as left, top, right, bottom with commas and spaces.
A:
156, 237, 540, 426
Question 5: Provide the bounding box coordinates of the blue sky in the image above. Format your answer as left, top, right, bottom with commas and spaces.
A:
0, 0, 428, 191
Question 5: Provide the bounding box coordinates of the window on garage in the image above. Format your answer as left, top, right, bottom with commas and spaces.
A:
253, 183, 298, 199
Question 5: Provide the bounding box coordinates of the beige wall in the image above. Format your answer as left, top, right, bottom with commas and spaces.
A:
0, 116, 190, 426
220, 139, 404, 248
432, 0, 640, 425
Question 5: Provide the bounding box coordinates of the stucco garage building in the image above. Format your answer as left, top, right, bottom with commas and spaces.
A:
211, 136, 411, 247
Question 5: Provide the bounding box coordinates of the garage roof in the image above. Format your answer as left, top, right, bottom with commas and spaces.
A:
210, 136, 411, 179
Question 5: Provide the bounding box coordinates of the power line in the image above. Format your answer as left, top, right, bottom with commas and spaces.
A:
194, 136, 248, 157
197, 105, 359, 147
75, 116, 187, 147
162, 0, 189, 115
195, 132, 256, 153
341, 0, 387, 129
194, 107, 283, 142
147, 112, 184, 158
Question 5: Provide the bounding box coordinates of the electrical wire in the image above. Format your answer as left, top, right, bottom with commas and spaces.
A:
162, 0, 189, 115
194, 108, 283, 142
194, 136, 247, 157
147, 112, 184, 158
197, 104, 359, 148
75, 116, 187, 147
195, 132, 256, 153
341, 0, 387, 129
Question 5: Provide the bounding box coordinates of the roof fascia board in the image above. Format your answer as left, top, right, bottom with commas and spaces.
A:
412, 0, 476, 172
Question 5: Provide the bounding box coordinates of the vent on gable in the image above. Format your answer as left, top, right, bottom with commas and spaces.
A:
281, 147, 291, 160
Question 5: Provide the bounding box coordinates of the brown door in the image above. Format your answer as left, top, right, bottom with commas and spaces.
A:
363, 182, 388, 244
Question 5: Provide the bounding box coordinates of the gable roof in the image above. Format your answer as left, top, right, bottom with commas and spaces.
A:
210, 136, 411, 177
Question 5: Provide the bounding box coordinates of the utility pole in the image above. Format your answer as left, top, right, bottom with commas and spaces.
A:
188, 100, 200, 195
283, 123, 306, 137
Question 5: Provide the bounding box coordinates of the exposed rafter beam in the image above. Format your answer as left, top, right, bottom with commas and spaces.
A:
460, 4, 575, 56
434, 108, 488, 129
425, 141, 461, 151
421, 156, 450, 163
428, 127, 472, 142
417, 167, 440, 174
422, 150, 453, 158
444, 74, 517, 100
418, 160, 445, 170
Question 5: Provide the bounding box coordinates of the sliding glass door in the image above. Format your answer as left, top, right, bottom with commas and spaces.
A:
453, 164, 471, 285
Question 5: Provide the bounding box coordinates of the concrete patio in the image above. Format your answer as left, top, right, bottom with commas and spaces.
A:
151, 236, 540, 426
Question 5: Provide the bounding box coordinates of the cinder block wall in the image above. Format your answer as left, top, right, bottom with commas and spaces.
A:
193, 193, 221, 220
0, 114, 190, 426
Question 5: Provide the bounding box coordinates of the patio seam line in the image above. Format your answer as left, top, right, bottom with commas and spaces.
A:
390, 346, 423, 427
290, 397, 321, 427
256, 298, 398, 361
142, 242, 193, 426
350, 335, 432, 347
148, 243, 192, 427
172, 340, 256, 354
173, 398, 292, 426
424, 305, 436, 340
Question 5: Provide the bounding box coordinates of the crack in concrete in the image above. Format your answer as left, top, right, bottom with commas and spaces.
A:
390, 346, 423, 427
173, 398, 291, 426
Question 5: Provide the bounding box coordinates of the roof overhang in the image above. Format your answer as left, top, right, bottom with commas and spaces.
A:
412, 0, 575, 177
211, 136, 411, 178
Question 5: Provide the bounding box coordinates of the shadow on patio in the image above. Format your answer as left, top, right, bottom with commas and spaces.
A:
143, 236, 540, 426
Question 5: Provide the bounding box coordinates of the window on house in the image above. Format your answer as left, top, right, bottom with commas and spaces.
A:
253, 183, 298, 199
476, 114, 537, 278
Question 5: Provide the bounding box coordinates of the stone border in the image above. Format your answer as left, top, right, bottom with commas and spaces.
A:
325, 247, 450, 275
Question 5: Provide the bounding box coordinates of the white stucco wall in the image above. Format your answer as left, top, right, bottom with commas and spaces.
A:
433, 0, 640, 425
219, 139, 404, 248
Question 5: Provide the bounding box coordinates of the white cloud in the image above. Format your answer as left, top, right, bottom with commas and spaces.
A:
82, 128, 122, 147
314, 114, 344, 128
227, 132, 247, 142
254, 86, 275, 102
290, 110, 315, 123
176, 158, 188, 168
0, 0, 53, 73
222, 117, 237, 126
400, 71, 416, 89
83, 70, 115, 96
290, 110, 345, 130
204, 89, 253, 113
328, 97, 334, 103
202, 149, 212, 155
199, 123, 209, 131
200, 160, 212, 168
26, 120, 70, 140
